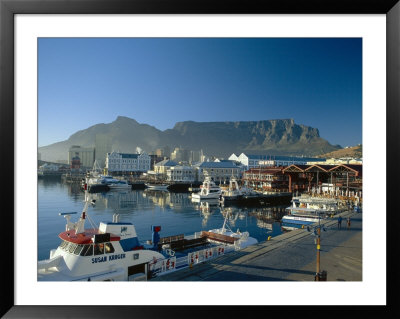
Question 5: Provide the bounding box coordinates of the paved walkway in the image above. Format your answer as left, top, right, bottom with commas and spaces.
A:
153, 210, 362, 281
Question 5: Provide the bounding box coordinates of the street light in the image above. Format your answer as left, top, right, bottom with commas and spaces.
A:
306, 211, 328, 281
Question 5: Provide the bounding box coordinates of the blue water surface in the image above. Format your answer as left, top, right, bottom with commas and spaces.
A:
38, 179, 287, 261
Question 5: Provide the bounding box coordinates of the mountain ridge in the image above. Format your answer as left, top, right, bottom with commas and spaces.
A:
38, 116, 342, 162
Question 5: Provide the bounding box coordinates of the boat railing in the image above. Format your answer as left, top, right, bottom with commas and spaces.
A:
152, 244, 235, 278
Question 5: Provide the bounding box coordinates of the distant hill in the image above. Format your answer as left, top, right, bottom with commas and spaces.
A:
38, 116, 342, 162
318, 145, 362, 159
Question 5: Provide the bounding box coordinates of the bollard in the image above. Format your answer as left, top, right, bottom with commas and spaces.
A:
315, 270, 327, 281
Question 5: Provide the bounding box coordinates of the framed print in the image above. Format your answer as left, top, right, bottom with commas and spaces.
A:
1, 0, 399, 317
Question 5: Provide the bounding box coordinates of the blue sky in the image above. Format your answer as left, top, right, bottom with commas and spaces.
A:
38, 38, 362, 148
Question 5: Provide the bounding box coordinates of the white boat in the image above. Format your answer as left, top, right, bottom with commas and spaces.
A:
281, 209, 327, 230
37, 192, 165, 281
108, 180, 131, 190
38, 190, 258, 281
145, 183, 169, 191
191, 178, 221, 201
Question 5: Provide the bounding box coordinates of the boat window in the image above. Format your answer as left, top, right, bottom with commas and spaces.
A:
59, 241, 68, 249
82, 244, 93, 256
94, 243, 105, 255
105, 242, 115, 254
80, 244, 89, 256
73, 244, 84, 255
68, 243, 77, 254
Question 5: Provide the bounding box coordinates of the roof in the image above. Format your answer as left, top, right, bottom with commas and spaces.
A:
194, 161, 239, 168
155, 159, 178, 167
305, 164, 335, 172
282, 165, 310, 173
245, 168, 284, 174
59, 229, 120, 244
243, 154, 325, 162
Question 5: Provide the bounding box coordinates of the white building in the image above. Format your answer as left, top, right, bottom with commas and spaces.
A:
166, 166, 196, 182
106, 151, 151, 173
230, 153, 324, 169
193, 161, 241, 183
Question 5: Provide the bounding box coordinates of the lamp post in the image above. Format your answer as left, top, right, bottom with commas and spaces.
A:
307, 211, 327, 281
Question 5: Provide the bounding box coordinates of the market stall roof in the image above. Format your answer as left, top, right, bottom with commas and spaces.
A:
282, 164, 309, 173
328, 164, 362, 176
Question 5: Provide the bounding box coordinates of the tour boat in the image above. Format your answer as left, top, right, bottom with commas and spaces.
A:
191, 178, 222, 201
38, 191, 258, 281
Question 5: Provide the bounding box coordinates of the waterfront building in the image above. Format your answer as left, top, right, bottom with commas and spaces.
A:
106, 151, 151, 174
243, 167, 289, 191
193, 161, 241, 183
70, 155, 81, 170
282, 163, 362, 199
229, 153, 324, 169
68, 145, 95, 169
166, 165, 196, 182
153, 159, 178, 179
95, 134, 112, 168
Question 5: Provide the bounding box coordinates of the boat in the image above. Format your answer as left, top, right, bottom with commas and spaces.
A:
280, 196, 335, 230
219, 178, 243, 203
108, 179, 131, 190
37, 192, 166, 281
289, 195, 344, 214
38, 190, 258, 281
281, 208, 327, 230
191, 177, 222, 201
145, 183, 169, 191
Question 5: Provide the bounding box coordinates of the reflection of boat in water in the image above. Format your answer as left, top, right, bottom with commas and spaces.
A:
145, 183, 169, 191
191, 178, 221, 201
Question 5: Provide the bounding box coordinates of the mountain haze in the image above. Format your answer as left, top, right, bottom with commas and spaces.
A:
39, 116, 341, 162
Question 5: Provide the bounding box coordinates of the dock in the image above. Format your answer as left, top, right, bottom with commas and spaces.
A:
152, 209, 362, 281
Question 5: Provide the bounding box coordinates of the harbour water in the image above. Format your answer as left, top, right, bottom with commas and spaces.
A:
38, 179, 288, 261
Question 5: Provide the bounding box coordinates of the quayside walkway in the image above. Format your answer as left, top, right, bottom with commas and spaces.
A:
153, 210, 362, 281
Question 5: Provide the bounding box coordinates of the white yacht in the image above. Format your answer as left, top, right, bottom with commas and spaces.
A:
191, 178, 222, 201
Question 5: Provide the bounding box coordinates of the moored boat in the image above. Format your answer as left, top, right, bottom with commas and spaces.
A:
38, 190, 258, 281
108, 179, 131, 190
191, 177, 221, 201
219, 178, 243, 203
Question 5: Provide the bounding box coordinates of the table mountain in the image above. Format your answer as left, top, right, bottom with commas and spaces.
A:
38, 116, 341, 162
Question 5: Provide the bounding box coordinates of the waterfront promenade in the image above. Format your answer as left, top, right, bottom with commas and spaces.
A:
153, 210, 362, 281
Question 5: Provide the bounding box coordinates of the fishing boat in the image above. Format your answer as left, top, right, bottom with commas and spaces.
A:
219, 178, 243, 203
38, 190, 258, 281
191, 177, 221, 201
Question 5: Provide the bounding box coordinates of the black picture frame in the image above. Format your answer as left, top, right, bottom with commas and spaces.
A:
1, 0, 398, 317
